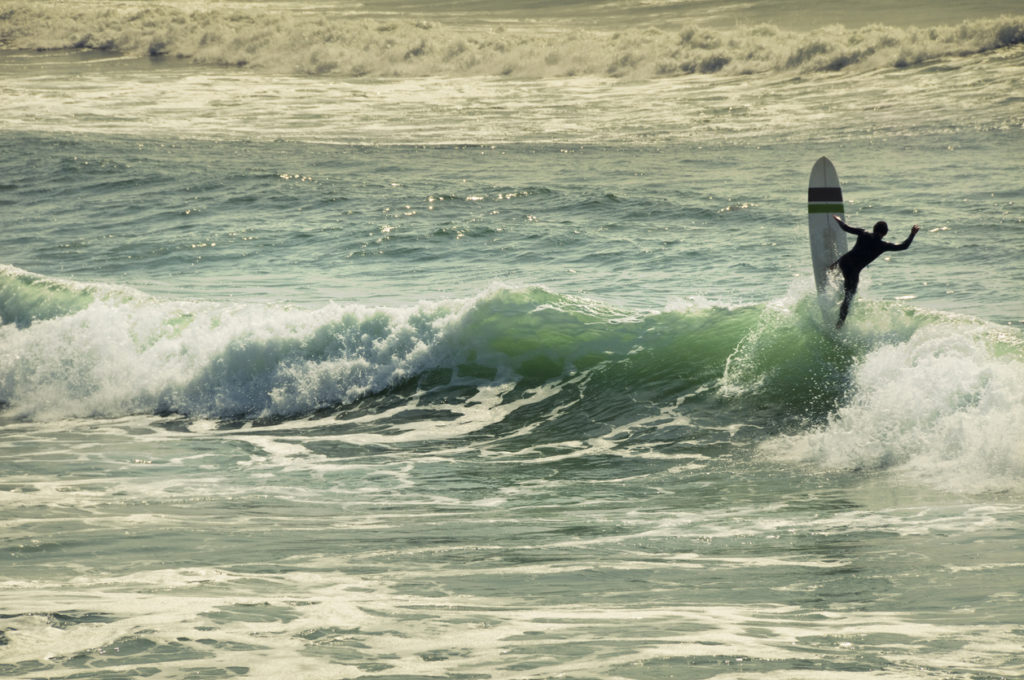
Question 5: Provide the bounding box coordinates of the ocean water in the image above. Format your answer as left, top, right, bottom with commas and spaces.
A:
2, 1, 1024, 678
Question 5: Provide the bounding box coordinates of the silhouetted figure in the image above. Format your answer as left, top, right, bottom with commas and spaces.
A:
831, 215, 920, 328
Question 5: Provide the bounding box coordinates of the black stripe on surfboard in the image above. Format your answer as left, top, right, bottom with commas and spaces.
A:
808, 187, 843, 202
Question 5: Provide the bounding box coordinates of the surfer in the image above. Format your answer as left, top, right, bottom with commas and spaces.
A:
830, 216, 920, 328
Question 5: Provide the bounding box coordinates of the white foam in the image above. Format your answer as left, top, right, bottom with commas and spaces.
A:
762, 318, 1024, 493
2, 10, 1022, 146
0, 283, 472, 420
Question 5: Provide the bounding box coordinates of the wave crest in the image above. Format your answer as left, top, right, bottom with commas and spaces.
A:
0, 267, 752, 421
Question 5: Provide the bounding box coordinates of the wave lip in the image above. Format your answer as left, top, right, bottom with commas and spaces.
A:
2, 3, 1022, 78
0, 264, 105, 329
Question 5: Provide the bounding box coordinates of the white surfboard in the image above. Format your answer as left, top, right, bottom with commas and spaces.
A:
807, 156, 848, 316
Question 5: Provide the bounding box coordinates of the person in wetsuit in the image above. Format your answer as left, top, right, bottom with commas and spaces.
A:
830, 215, 920, 328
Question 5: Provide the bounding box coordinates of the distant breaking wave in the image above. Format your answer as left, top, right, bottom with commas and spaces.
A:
1, 2, 1023, 77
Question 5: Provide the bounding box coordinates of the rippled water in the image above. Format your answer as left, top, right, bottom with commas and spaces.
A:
2, 1, 1023, 678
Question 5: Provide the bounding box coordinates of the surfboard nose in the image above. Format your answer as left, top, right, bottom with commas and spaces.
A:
808, 156, 843, 213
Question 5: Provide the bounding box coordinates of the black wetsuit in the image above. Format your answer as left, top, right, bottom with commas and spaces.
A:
832, 222, 917, 326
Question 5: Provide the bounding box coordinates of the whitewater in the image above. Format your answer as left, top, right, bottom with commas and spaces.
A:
2, 1, 1024, 678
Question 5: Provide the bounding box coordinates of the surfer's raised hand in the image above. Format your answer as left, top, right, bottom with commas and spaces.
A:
911, 225, 920, 233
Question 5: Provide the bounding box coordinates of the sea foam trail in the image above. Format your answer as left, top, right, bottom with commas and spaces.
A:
2, 3, 1022, 77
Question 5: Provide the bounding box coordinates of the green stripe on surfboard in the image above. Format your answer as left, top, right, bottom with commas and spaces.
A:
808, 204, 844, 213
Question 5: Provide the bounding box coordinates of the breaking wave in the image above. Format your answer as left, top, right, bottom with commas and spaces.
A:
2, 2, 1022, 78
0, 266, 753, 421
3, 265, 1022, 491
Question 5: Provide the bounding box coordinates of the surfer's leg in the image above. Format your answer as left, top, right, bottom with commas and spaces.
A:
837, 270, 858, 328
837, 290, 853, 327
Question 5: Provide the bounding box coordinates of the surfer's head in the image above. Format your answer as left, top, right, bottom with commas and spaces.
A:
872, 221, 888, 237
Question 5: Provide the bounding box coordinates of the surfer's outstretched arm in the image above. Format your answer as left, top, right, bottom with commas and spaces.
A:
888, 225, 921, 251
832, 215, 863, 236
